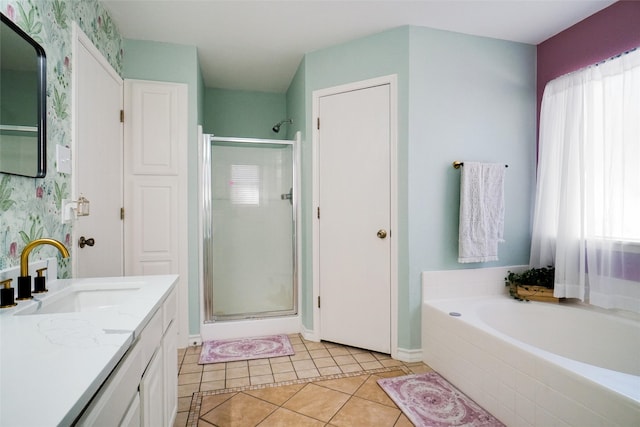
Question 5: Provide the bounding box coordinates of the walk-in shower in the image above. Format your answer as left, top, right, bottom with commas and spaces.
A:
200, 132, 300, 340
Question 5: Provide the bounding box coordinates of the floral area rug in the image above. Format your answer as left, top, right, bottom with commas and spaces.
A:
377, 372, 504, 427
199, 334, 295, 364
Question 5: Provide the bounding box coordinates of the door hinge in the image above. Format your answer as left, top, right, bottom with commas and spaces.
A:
317, 296, 320, 308
317, 117, 320, 130
317, 207, 320, 219
120, 110, 124, 123
120, 207, 125, 220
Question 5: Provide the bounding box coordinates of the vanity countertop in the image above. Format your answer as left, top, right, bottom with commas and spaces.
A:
0, 274, 178, 426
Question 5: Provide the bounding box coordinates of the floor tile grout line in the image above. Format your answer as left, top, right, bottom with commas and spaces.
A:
320, 372, 372, 426
187, 364, 413, 426
180, 349, 405, 393
177, 335, 434, 426
284, 382, 343, 426
197, 367, 411, 427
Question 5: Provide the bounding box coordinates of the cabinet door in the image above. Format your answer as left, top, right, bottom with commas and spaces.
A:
76, 341, 142, 426
120, 393, 141, 427
163, 320, 178, 424
140, 349, 164, 427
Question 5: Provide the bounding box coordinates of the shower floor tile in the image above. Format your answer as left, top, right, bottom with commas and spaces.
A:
174, 333, 431, 427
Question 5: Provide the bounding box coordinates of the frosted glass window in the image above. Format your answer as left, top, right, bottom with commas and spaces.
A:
230, 164, 259, 205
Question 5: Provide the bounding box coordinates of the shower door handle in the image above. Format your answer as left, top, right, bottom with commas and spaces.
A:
281, 188, 293, 205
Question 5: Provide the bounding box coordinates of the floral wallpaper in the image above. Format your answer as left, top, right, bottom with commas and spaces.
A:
0, 0, 123, 273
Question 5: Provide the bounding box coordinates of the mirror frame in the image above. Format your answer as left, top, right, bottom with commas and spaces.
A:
1, 13, 47, 178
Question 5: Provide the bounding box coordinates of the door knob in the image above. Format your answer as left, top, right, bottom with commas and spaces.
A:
78, 236, 95, 248
377, 229, 387, 239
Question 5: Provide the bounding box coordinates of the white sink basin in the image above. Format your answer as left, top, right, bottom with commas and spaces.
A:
15, 283, 144, 315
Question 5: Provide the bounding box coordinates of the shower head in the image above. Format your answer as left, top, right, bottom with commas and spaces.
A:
272, 118, 293, 133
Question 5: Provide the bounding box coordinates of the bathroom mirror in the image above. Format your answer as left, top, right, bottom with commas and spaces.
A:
0, 13, 47, 178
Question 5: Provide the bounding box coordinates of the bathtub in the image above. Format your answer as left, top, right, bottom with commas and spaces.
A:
422, 296, 640, 426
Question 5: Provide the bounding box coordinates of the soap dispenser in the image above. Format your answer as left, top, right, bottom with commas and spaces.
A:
0, 278, 17, 308
33, 267, 48, 293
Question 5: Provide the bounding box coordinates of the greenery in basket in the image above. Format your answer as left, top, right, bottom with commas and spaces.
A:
505, 266, 555, 299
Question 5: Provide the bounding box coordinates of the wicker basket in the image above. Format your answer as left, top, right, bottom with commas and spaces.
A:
516, 285, 559, 302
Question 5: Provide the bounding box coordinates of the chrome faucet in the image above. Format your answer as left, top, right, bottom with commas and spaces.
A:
17, 238, 70, 300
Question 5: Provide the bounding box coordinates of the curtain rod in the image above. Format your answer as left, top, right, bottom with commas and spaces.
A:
452, 161, 508, 169
594, 46, 637, 67
551, 46, 639, 82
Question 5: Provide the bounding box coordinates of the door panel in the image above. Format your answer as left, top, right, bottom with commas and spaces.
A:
127, 179, 177, 276
318, 84, 391, 353
73, 26, 123, 277
129, 84, 180, 176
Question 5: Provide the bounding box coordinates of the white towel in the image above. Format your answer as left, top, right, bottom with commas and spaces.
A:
458, 162, 505, 263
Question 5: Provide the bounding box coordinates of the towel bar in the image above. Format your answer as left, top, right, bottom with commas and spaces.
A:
452, 161, 508, 169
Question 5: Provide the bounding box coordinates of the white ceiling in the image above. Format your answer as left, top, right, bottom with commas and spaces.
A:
102, 0, 617, 93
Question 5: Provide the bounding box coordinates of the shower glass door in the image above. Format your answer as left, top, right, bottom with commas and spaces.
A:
203, 136, 297, 321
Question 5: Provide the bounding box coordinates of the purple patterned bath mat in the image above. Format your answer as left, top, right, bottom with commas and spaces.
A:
199, 334, 295, 364
377, 372, 504, 427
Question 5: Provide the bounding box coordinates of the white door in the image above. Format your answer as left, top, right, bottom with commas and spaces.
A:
72, 24, 123, 277
317, 83, 391, 354
124, 79, 189, 347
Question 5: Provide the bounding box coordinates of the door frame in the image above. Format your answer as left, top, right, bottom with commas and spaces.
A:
311, 75, 398, 358
71, 22, 124, 277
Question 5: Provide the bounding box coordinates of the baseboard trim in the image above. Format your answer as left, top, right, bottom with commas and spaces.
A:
300, 326, 319, 342
188, 334, 202, 347
396, 347, 423, 363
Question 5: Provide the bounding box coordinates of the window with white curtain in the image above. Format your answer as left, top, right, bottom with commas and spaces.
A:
530, 47, 640, 313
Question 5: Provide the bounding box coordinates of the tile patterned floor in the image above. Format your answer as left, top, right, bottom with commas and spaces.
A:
174, 333, 432, 426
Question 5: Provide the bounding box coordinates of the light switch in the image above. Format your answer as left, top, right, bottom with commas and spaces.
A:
56, 145, 71, 174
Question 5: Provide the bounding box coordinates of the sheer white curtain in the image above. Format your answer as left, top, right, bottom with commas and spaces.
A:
530, 48, 640, 312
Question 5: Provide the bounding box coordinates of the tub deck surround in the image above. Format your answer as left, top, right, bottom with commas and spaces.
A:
477, 298, 640, 379
421, 265, 529, 300
0, 274, 178, 426
421, 266, 640, 426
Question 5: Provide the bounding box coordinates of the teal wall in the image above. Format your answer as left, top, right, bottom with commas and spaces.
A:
405, 27, 536, 348
203, 88, 286, 139
122, 39, 203, 335
285, 58, 306, 142
287, 26, 535, 350
197, 58, 204, 128
285, 26, 412, 336
284, 57, 308, 325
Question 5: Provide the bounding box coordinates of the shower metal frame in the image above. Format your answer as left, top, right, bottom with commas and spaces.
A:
202, 133, 299, 323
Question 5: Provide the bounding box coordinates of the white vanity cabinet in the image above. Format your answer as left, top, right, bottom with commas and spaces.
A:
141, 348, 164, 426
163, 307, 178, 422
121, 394, 141, 427
141, 287, 178, 427
77, 286, 178, 426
